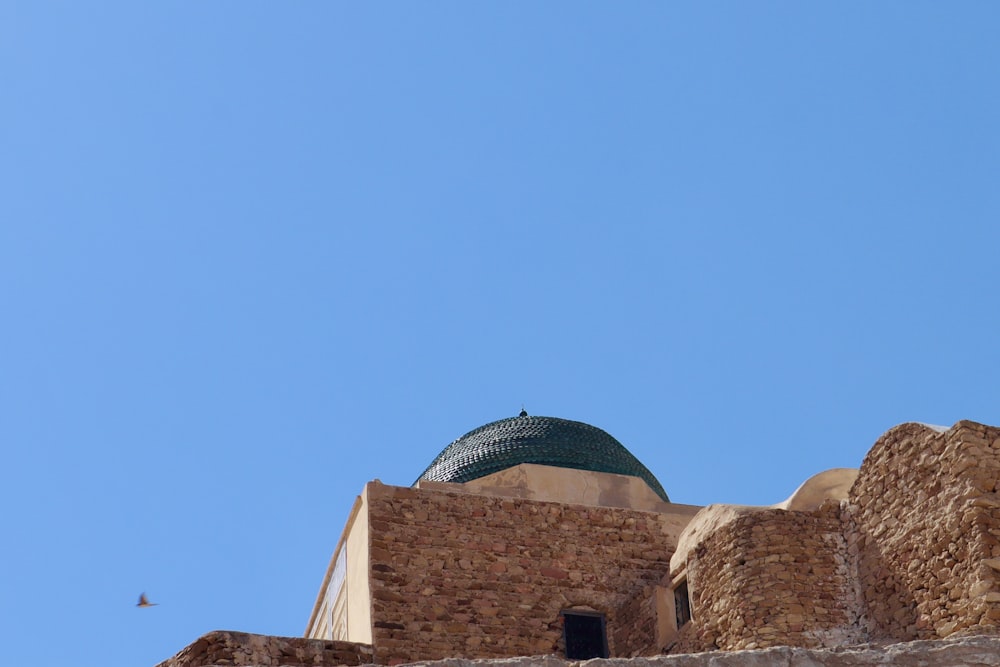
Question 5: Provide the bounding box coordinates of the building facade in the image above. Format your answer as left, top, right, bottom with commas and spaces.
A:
300, 414, 1000, 664
158, 413, 1000, 667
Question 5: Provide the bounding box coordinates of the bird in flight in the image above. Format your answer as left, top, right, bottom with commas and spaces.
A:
137, 593, 158, 608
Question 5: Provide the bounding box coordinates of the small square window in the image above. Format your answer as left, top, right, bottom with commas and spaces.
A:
562, 611, 609, 660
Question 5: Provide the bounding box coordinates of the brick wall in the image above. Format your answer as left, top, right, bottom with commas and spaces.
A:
366, 482, 678, 664
847, 421, 1000, 641
670, 504, 860, 652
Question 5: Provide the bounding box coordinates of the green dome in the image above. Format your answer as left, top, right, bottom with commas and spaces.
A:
415, 414, 669, 501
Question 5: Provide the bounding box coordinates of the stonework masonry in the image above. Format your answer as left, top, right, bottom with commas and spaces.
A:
155, 631, 372, 667
366, 482, 683, 664
847, 420, 1000, 641
666, 420, 1000, 653
670, 504, 861, 653
156, 633, 1000, 666
611, 579, 663, 658
156, 420, 1000, 667
403, 635, 1000, 667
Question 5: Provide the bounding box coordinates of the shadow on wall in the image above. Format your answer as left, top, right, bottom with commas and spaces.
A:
664, 420, 1000, 652
846, 421, 1000, 641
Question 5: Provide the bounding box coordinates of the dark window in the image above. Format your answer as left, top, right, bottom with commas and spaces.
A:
562, 612, 609, 660
674, 581, 691, 627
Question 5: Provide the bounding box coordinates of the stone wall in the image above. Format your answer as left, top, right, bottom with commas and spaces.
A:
846, 421, 1000, 641
610, 582, 662, 657
400, 635, 1000, 667
366, 482, 678, 664
155, 631, 373, 667
157, 634, 1000, 667
670, 504, 861, 653
666, 420, 1000, 654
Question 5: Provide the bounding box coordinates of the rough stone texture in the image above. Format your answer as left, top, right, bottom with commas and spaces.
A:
667, 420, 1000, 653
155, 631, 373, 667
366, 482, 678, 664
670, 503, 862, 653
402, 635, 1000, 666
159, 420, 1000, 667
158, 635, 1000, 667
363, 420, 1000, 660
611, 581, 661, 658
846, 421, 1000, 642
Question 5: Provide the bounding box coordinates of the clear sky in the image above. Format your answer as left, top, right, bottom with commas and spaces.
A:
2, 3, 998, 666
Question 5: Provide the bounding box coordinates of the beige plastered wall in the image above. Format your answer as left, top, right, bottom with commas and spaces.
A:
419, 463, 693, 516
305, 486, 373, 644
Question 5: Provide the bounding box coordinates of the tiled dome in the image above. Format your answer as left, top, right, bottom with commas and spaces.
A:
415, 413, 669, 501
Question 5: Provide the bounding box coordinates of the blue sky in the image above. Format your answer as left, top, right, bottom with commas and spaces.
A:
2, 3, 998, 666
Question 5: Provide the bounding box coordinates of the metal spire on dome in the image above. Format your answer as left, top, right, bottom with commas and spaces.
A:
519, 406, 528, 417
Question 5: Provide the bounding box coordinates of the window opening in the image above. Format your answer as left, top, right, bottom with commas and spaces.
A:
674, 580, 691, 628
562, 611, 609, 660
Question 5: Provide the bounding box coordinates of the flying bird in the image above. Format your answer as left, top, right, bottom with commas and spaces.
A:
137, 593, 158, 608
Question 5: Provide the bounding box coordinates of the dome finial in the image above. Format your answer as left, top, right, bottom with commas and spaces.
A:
519, 405, 528, 417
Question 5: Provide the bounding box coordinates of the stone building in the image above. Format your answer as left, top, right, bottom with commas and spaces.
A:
304, 413, 703, 664
158, 414, 1000, 667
